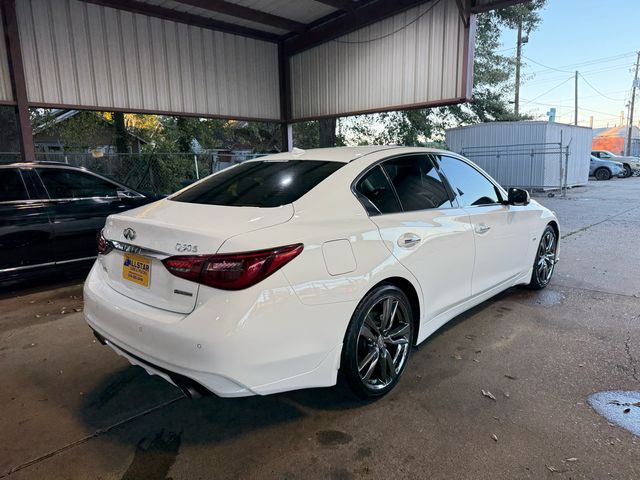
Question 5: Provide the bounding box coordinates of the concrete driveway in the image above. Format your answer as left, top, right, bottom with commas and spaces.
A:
1, 177, 639, 480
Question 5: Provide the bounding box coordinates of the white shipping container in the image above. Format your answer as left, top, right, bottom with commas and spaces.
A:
445, 121, 593, 189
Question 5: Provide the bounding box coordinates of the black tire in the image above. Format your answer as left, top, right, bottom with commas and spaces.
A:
341, 284, 414, 399
622, 164, 633, 178
594, 168, 611, 181
528, 225, 558, 290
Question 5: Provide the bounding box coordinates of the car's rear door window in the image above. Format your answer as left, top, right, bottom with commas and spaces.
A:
171, 160, 344, 207
382, 155, 453, 211
354, 165, 401, 215
37, 168, 119, 199
0, 168, 29, 202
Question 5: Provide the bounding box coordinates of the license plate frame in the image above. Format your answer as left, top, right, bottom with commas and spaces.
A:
122, 252, 151, 288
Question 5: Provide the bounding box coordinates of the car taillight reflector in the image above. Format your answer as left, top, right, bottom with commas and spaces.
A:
97, 229, 112, 255
162, 243, 303, 290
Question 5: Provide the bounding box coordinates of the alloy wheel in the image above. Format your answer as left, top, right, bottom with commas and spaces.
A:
535, 229, 557, 286
356, 295, 411, 391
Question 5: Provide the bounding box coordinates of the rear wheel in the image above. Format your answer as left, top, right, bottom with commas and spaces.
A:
341, 284, 413, 399
528, 225, 558, 290
594, 168, 611, 181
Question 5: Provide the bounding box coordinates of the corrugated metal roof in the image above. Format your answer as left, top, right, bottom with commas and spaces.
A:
290, 0, 468, 120
18, 0, 281, 120
132, 0, 338, 35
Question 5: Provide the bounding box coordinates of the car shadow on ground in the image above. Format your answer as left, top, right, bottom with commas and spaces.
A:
78, 363, 366, 447
75, 285, 550, 460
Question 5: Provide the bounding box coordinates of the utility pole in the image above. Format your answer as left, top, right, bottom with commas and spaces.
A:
626, 51, 640, 156
574, 71, 578, 126
514, 21, 523, 117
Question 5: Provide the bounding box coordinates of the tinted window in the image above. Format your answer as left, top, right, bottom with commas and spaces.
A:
382, 155, 452, 211
355, 165, 402, 215
172, 160, 343, 207
0, 169, 28, 201
437, 156, 501, 207
37, 168, 119, 199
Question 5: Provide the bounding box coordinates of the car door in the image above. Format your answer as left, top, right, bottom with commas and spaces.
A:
355, 154, 475, 321
35, 166, 137, 262
436, 155, 533, 295
0, 167, 54, 272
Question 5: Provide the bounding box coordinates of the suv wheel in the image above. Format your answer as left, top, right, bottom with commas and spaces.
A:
594, 167, 611, 181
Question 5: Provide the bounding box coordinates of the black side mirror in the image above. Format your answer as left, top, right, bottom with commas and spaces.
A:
507, 187, 530, 206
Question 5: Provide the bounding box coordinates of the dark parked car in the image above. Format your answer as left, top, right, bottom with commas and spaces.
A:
0, 162, 155, 285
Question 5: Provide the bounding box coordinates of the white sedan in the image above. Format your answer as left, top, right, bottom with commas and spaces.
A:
84, 146, 559, 399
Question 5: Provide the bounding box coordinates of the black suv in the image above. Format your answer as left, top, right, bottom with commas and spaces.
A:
0, 162, 155, 285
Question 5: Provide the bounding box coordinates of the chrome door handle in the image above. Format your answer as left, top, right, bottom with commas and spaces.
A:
397, 233, 421, 248
475, 223, 491, 234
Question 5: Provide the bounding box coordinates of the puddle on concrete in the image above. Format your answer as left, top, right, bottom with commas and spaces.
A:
511, 288, 565, 307
588, 390, 640, 437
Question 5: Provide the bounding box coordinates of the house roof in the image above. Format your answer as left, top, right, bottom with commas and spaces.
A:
593, 126, 640, 139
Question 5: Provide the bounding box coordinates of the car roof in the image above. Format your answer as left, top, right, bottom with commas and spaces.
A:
0, 161, 85, 169
252, 146, 449, 163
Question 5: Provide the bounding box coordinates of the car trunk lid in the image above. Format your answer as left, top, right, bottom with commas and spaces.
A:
100, 199, 294, 314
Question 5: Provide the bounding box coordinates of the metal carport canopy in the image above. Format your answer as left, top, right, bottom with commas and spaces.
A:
0, 0, 529, 159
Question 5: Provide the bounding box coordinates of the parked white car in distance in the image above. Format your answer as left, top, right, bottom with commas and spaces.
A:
84, 147, 560, 400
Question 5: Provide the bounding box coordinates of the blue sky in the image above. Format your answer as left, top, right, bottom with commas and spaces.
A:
497, 0, 639, 129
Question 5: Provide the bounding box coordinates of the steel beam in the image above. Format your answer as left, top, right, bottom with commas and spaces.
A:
278, 43, 293, 151
1, 0, 34, 161
283, 0, 430, 55
311, 0, 356, 11
173, 0, 307, 33
82, 0, 281, 42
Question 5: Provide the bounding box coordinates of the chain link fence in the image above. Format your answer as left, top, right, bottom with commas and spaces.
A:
1, 151, 269, 195
459, 143, 575, 195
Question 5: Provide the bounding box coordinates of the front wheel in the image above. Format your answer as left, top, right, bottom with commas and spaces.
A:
594, 167, 611, 181
622, 164, 633, 178
341, 284, 414, 399
528, 225, 558, 290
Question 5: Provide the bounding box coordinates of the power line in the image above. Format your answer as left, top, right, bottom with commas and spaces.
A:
578, 73, 626, 101
523, 51, 637, 77
520, 98, 621, 118
523, 63, 635, 87
521, 55, 573, 74
521, 76, 574, 105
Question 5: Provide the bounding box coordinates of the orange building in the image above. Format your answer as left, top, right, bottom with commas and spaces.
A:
592, 126, 640, 156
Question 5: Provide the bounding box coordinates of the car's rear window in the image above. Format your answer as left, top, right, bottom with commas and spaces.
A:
171, 160, 344, 207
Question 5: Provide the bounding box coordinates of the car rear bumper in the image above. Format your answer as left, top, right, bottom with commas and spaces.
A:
83, 261, 352, 397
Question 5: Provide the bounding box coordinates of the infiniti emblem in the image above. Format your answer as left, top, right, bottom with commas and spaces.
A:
123, 228, 136, 241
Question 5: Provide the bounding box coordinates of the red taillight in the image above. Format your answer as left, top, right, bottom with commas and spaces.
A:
97, 229, 112, 255
162, 244, 303, 290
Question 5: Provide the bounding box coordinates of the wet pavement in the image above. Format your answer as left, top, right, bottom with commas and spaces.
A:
1, 177, 639, 479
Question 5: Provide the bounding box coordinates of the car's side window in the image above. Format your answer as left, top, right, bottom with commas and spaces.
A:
36, 169, 119, 199
0, 169, 29, 202
354, 165, 401, 215
436, 155, 502, 207
382, 155, 453, 211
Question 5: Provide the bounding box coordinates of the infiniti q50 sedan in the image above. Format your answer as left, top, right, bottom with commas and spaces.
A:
84, 146, 559, 399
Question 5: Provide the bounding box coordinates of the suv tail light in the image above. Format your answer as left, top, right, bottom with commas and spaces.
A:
97, 229, 112, 255
162, 244, 303, 290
